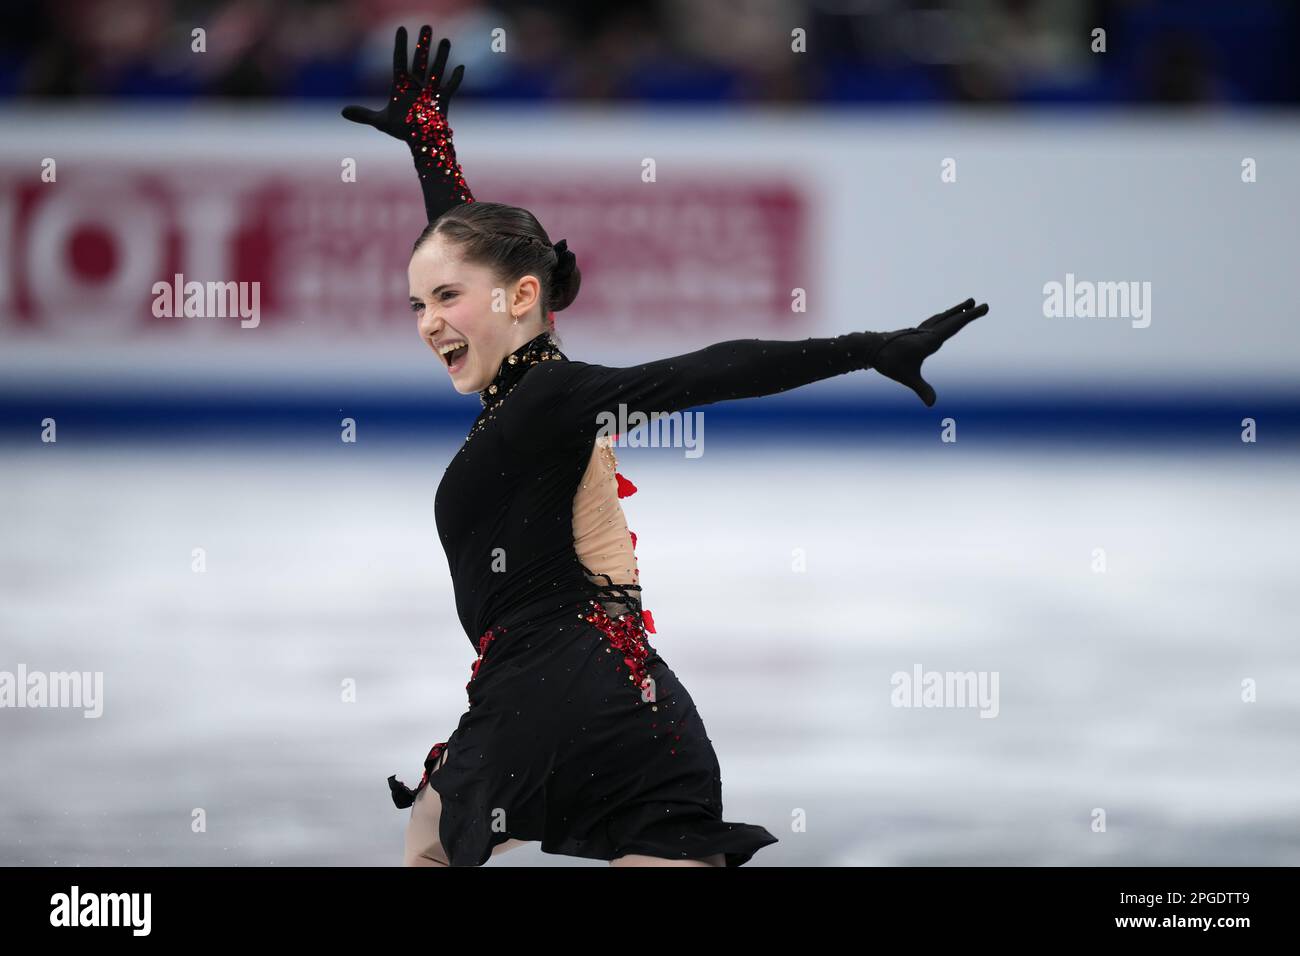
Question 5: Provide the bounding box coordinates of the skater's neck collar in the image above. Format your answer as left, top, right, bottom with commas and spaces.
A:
479, 331, 567, 410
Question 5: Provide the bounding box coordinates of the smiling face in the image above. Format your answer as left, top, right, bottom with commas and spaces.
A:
408, 233, 545, 394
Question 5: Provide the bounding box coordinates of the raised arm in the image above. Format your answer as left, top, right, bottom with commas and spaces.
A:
556, 332, 885, 421
342, 25, 474, 223
542, 299, 988, 439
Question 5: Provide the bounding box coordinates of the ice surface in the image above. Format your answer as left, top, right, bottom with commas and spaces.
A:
1, 441, 1296, 866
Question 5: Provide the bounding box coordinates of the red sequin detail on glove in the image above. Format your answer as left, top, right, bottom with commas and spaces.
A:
629, 530, 636, 549
615, 472, 637, 498
642, 609, 656, 633
581, 599, 653, 699
397, 53, 473, 204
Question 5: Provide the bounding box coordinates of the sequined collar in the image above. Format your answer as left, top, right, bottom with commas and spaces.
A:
478, 332, 567, 410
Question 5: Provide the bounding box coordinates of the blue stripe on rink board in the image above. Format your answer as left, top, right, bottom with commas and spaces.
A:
1, 389, 1298, 443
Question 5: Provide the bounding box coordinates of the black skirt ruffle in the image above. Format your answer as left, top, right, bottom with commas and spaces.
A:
388, 588, 777, 866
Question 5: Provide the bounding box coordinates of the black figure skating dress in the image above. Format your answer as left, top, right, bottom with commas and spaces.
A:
388, 327, 890, 866
350, 23, 973, 866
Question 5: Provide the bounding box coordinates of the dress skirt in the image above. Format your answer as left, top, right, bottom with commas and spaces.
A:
388, 591, 778, 866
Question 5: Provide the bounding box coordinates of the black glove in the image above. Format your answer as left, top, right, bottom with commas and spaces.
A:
342, 25, 474, 223
873, 298, 988, 407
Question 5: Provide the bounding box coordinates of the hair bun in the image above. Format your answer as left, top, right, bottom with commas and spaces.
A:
552, 239, 575, 280
549, 238, 581, 312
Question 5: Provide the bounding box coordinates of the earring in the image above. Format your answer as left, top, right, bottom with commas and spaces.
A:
512, 313, 519, 326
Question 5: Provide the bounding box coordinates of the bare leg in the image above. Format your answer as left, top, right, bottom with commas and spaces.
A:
403, 776, 449, 866
610, 853, 725, 867
402, 746, 532, 866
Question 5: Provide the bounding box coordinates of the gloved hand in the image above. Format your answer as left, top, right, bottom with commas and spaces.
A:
873, 298, 988, 407
342, 25, 474, 223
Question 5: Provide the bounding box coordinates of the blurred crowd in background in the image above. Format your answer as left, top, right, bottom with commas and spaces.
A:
1, 0, 1296, 106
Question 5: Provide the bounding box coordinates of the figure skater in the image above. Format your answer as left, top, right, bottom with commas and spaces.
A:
343, 25, 987, 867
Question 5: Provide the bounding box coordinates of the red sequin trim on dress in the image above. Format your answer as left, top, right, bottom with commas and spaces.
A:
412, 740, 449, 794
580, 599, 655, 701
467, 624, 504, 690
388, 624, 504, 809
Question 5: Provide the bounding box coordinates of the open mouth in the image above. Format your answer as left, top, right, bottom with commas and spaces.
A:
437, 341, 469, 374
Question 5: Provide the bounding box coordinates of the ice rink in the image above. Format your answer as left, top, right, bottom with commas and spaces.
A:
3, 440, 1296, 866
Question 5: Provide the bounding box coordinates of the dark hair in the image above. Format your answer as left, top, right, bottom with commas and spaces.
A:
412, 202, 581, 340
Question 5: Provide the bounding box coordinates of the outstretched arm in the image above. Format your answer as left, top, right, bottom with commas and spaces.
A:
544, 299, 988, 436
342, 25, 474, 223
